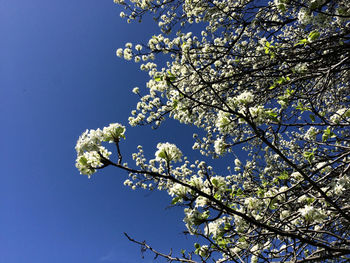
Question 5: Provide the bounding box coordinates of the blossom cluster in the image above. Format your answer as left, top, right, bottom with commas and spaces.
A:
155, 142, 182, 162
75, 123, 125, 177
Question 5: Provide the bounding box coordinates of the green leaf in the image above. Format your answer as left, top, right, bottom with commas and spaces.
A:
236, 188, 243, 196
171, 196, 182, 205
158, 151, 167, 159
294, 38, 308, 46
217, 237, 229, 249
296, 101, 310, 112
345, 109, 350, 117
224, 223, 231, 230
277, 77, 284, 84
303, 150, 315, 163
172, 99, 178, 109
238, 236, 246, 242
308, 31, 320, 41
278, 3, 286, 12
306, 197, 315, 205
278, 171, 289, 180
167, 71, 176, 81
269, 198, 278, 209
310, 114, 315, 122
214, 193, 221, 200
262, 181, 270, 188
322, 127, 336, 142
257, 188, 266, 197
154, 76, 162, 82
266, 110, 278, 121
286, 88, 295, 96
79, 156, 88, 166
305, 249, 309, 257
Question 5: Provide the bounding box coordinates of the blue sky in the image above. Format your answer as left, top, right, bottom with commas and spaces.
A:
0, 0, 205, 262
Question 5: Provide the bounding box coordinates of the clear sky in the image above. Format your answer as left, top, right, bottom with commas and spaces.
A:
0, 0, 206, 262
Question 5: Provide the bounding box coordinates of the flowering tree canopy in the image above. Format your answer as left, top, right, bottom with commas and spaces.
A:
76, 0, 350, 262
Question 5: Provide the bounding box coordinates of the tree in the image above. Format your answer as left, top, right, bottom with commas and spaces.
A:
75, 0, 350, 262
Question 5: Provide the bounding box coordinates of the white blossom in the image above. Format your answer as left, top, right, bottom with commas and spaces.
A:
155, 142, 182, 162
116, 48, 123, 57
102, 123, 126, 142
214, 137, 227, 155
